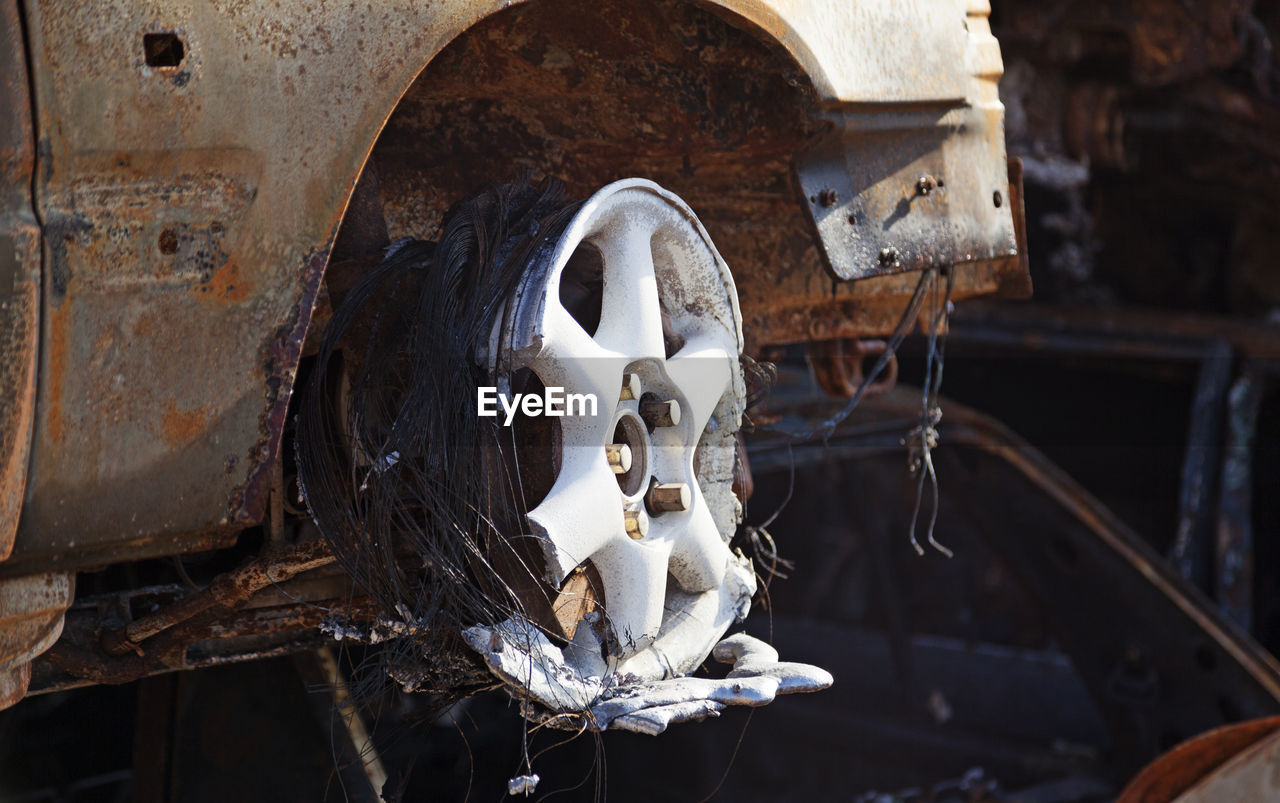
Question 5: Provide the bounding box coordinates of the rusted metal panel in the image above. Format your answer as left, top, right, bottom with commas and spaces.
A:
8, 0, 528, 574
7, 0, 1025, 575
0, 0, 41, 561
795, 1, 1018, 281
371, 0, 1027, 354
740, 244, 1026, 350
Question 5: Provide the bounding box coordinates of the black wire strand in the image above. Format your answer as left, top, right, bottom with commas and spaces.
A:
296, 175, 585, 722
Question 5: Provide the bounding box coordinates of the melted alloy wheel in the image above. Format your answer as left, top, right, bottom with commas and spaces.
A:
493, 179, 754, 680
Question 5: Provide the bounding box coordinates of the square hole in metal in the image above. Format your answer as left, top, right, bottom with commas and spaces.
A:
143, 33, 185, 68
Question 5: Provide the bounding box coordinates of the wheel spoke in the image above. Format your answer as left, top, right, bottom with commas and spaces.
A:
666, 338, 734, 436
526, 452, 626, 586
667, 483, 731, 593
593, 537, 673, 657
532, 300, 622, 447
592, 221, 666, 361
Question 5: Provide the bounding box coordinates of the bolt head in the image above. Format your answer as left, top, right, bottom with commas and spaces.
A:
621, 373, 642, 401
647, 481, 691, 514
606, 443, 632, 474
624, 508, 649, 539
640, 398, 681, 428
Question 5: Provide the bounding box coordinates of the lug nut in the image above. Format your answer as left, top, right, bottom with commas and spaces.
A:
605, 443, 632, 474
624, 508, 649, 539
621, 373, 642, 401
647, 481, 691, 514
640, 397, 681, 428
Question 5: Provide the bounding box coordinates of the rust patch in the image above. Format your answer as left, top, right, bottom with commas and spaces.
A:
157, 228, 178, 254
1, 0, 43, 560
132, 308, 158, 338
1119, 716, 1280, 802
193, 259, 251, 304
10, 0, 1022, 577
230, 247, 330, 525
45, 303, 69, 443
375, 0, 1021, 351
161, 401, 209, 446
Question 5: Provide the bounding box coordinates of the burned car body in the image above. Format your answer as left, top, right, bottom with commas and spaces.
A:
1, 0, 1020, 703
6, 0, 1280, 800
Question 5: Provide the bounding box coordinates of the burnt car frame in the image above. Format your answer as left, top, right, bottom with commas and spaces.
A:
1, 0, 1023, 703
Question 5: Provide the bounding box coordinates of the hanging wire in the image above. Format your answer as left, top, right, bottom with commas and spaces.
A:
753, 265, 959, 558
794, 266, 938, 444
904, 266, 956, 556
296, 174, 585, 714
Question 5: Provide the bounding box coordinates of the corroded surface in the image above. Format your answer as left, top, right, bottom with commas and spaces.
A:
1119, 716, 1280, 802
0, 0, 41, 560
794, 1, 1019, 282
21, 548, 371, 695
0, 572, 73, 707
374, 0, 1024, 352
8, 0, 1024, 575
10, 0, 521, 572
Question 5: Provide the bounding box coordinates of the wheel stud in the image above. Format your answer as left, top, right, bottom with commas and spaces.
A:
605, 443, 632, 474
647, 481, 690, 514
640, 397, 680, 428
624, 508, 649, 539
621, 373, 642, 401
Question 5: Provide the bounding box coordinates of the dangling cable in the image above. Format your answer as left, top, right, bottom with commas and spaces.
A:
905, 266, 955, 556
797, 267, 936, 443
